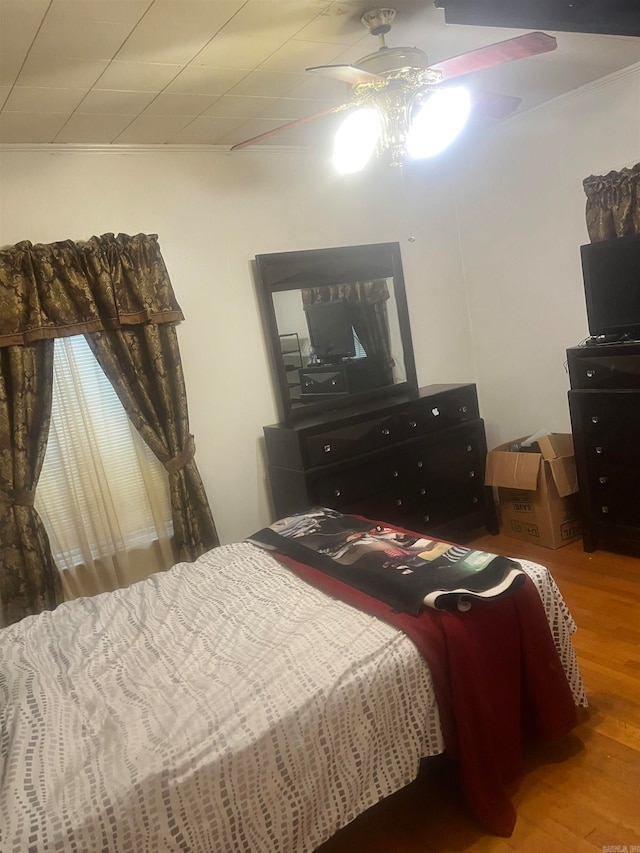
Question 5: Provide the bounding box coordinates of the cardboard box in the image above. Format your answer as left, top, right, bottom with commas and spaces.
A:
484, 433, 581, 549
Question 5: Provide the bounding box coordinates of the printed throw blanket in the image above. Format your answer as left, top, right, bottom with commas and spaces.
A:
253, 514, 581, 837
249, 508, 525, 614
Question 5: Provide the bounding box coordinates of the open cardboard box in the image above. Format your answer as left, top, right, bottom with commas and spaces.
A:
485, 433, 581, 549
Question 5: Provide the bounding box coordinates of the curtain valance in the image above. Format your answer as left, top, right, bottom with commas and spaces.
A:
301, 279, 390, 307
583, 162, 640, 242
0, 232, 184, 347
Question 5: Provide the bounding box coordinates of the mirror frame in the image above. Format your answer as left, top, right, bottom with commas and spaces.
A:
254, 241, 418, 423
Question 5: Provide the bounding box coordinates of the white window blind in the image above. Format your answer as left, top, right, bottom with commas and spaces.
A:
35, 335, 174, 589
353, 329, 366, 359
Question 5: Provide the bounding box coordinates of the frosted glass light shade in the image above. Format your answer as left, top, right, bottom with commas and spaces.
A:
406, 87, 471, 159
332, 108, 381, 174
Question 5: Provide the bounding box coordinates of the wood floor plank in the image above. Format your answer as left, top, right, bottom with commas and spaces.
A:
316, 533, 640, 852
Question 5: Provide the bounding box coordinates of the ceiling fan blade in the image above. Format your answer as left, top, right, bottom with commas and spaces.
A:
471, 90, 522, 120
430, 31, 557, 81
306, 64, 385, 86
230, 104, 352, 151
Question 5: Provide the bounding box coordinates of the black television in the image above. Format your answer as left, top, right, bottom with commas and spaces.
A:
434, 0, 640, 36
581, 233, 640, 340
305, 300, 356, 363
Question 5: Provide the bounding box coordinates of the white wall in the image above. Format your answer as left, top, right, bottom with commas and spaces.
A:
452, 65, 640, 449
0, 145, 470, 543
6, 66, 632, 545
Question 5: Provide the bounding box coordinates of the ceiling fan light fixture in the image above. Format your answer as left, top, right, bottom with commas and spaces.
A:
332, 107, 381, 174
406, 85, 472, 159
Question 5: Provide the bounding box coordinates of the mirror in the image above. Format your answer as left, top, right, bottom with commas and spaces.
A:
255, 242, 418, 423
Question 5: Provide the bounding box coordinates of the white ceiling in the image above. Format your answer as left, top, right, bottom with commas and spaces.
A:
0, 0, 638, 148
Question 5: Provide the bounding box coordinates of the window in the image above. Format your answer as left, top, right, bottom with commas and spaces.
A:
353, 328, 366, 359
35, 336, 174, 597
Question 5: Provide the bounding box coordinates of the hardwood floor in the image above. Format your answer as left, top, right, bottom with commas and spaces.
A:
317, 533, 640, 852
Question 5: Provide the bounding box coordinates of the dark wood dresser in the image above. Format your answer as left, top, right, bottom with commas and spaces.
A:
567, 341, 640, 553
263, 383, 496, 541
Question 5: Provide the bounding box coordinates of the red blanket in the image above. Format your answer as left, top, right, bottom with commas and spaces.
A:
274, 551, 578, 837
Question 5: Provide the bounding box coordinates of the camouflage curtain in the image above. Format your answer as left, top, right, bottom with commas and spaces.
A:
0, 341, 61, 626
0, 233, 184, 346
583, 162, 640, 242
300, 279, 390, 307
0, 233, 216, 623
86, 325, 218, 562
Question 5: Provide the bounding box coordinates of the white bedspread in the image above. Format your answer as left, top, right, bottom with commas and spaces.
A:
0, 544, 585, 853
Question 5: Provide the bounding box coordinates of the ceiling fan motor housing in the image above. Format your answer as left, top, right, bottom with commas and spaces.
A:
358, 9, 429, 75
356, 46, 431, 75
360, 8, 397, 36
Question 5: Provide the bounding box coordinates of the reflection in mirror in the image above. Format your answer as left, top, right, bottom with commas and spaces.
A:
272, 278, 408, 410
255, 243, 417, 423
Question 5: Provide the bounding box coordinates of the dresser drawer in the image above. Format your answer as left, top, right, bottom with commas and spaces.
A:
421, 482, 485, 530
568, 353, 640, 390
399, 425, 482, 481
578, 434, 640, 470
309, 462, 388, 509
584, 478, 640, 529
300, 367, 347, 395
570, 391, 640, 467
396, 386, 479, 440
398, 459, 483, 518
374, 479, 484, 532
305, 414, 398, 467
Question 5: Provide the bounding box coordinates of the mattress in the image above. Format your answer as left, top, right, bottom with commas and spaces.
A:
0, 542, 585, 853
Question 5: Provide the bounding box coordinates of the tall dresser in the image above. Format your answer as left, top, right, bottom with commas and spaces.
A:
567, 341, 640, 553
264, 383, 497, 541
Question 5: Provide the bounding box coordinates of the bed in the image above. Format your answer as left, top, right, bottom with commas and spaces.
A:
0, 517, 586, 853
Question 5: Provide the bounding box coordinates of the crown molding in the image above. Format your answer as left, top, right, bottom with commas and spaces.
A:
509, 60, 640, 124
0, 142, 317, 155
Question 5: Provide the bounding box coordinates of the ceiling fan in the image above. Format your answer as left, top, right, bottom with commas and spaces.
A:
231, 8, 557, 171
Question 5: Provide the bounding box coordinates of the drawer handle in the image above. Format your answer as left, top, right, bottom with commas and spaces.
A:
431, 407, 440, 417
323, 444, 332, 453
469, 470, 475, 478
417, 460, 423, 468
591, 415, 599, 424
599, 476, 608, 484
466, 444, 473, 452
381, 428, 390, 436
419, 488, 426, 495
459, 405, 468, 414
601, 505, 609, 514
586, 369, 596, 378
334, 489, 341, 497
331, 379, 338, 386
424, 514, 430, 523
392, 470, 399, 478
472, 496, 479, 504
395, 498, 403, 506
409, 419, 417, 428
595, 446, 603, 455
